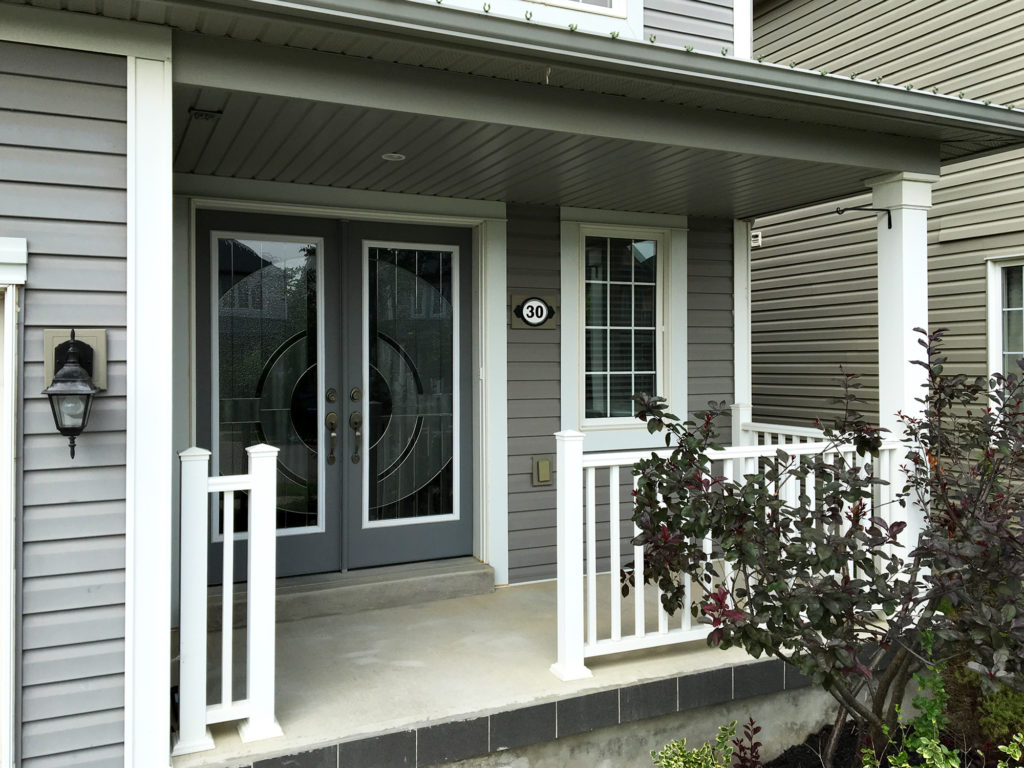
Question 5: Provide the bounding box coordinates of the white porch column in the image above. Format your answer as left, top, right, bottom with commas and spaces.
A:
731, 220, 753, 446
868, 171, 938, 545
868, 172, 938, 432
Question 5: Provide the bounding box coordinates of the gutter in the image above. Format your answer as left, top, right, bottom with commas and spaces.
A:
189, 0, 1024, 141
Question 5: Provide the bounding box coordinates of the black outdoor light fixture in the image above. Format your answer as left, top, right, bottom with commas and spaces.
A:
43, 330, 99, 459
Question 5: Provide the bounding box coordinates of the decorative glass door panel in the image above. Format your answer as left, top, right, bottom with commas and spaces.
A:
215, 235, 323, 538
365, 245, 457, 524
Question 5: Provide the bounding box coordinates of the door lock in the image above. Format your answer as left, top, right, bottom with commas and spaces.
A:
349, 411, 363, 464
350, 387, 362, 402
325, 412, 338, 465
326, 388, 338, 403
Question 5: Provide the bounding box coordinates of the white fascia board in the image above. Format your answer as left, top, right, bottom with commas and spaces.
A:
0, 239, 26, 286
0, 3, 170, 58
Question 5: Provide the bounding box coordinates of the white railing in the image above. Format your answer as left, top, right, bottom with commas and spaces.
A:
173, 444, 283, 756
740, 420, 828, 447
551, 430, 903, 680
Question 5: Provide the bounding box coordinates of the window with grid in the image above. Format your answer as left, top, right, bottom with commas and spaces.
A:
583, 235, 659, 419
1004, 265, 1024, 373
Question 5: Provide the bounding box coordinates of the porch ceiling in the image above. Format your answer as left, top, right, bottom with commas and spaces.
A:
174, 84, 886, 218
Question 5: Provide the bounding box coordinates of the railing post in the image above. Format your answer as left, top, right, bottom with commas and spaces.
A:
731, 403, 754, 446
173, 447, 215, 756
550, 430, 592, 681
238, 444, 284, 742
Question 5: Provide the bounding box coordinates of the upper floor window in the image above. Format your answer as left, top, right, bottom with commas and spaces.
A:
410, 0, 644, 40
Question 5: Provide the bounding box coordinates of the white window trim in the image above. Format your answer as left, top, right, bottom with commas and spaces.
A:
406, 0, 645, 40
560, 208, 687, 452
986, 255, 1024, 377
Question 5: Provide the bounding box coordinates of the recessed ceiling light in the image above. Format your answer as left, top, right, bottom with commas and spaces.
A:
381, 152, 406, 162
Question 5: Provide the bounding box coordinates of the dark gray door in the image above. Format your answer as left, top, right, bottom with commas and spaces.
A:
198, 213, 472, 580
341, 222, 473, 569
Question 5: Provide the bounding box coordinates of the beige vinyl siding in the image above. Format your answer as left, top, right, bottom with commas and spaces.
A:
506, 212, 734, 583
645, 0, 734, 53
750, 0, 1024, 427
0, 41, 127, 767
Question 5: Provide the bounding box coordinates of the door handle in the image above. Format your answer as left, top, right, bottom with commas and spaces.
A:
349, 411, 363, 464
325, 412, 338, 465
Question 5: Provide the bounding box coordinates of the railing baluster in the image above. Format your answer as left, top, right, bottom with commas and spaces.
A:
609, 465, 621, 643
585, 467, 597, 647
221, 490, 234, 709
634, 469, 645, 638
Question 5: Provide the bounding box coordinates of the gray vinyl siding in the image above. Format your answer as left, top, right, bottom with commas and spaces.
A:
506, 212, 734, 583
0, 41, 127, 767
750, 0, 1024, 427
645, 0, 734, 54
506, 205, 561, 584
688, 218, 734, 444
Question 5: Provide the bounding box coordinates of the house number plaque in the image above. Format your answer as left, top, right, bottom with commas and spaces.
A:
512, 296, 557, 329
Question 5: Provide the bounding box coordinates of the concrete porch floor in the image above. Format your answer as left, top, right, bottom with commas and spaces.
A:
171, 579, 776, 768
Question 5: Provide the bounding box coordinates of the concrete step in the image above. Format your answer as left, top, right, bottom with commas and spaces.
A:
206, 557, 495, 629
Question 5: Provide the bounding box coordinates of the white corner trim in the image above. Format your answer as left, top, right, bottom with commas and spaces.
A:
0, 287, 17, 768
0, 239, 26, 286
733, 0, 752, 59
559, 211, 687, 452
0, 3, 171, 58
124, 54, 174, 768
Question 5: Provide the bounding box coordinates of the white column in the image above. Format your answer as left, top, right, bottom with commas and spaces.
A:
868, 171, 938, 545
172, 448, 215, 756
868, 172, 938, 432
550, 430, 592, 681
732, 220, 753, 445
238, 444, 284, 743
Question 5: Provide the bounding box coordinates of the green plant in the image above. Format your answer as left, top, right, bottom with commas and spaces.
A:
625, 329, 1024, 767
995, 733, 1024, 767
980, 684, 1024, 743
652, 721, 736, 768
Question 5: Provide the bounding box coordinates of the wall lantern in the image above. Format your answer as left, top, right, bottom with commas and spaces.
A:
43, 330, 99, 459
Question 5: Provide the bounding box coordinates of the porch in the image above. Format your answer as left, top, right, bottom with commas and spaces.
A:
172, 576, 823, 768
172, 421, 887, 767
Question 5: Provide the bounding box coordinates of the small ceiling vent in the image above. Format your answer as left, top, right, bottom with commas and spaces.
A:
750, 230, 763, 248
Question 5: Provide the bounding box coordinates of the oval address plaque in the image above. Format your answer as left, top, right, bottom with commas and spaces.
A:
514, 297, 556, 327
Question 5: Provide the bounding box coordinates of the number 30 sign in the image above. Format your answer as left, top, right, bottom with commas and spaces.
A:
513, 296, 557, 328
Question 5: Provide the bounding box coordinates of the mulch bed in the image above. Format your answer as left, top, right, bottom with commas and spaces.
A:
763, 722, 860, 768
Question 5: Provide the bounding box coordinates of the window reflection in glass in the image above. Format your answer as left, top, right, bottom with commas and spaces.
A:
217, 237, 318, 535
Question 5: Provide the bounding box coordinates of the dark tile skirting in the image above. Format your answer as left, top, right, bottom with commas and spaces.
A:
249, 659, 810, 768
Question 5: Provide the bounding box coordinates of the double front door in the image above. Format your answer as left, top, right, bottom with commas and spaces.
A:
197, 211, 472, 579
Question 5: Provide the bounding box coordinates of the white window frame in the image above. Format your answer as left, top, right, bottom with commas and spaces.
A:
561, 209, 687, 452
407, 0, 645, 41
986, 255, 1024, 377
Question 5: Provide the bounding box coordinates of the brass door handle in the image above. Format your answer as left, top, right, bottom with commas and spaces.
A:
325, 412, 338, 465
349, 411, 363, 464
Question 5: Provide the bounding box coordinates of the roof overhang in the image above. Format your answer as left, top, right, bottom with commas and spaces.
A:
27, 0, 1011, 216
